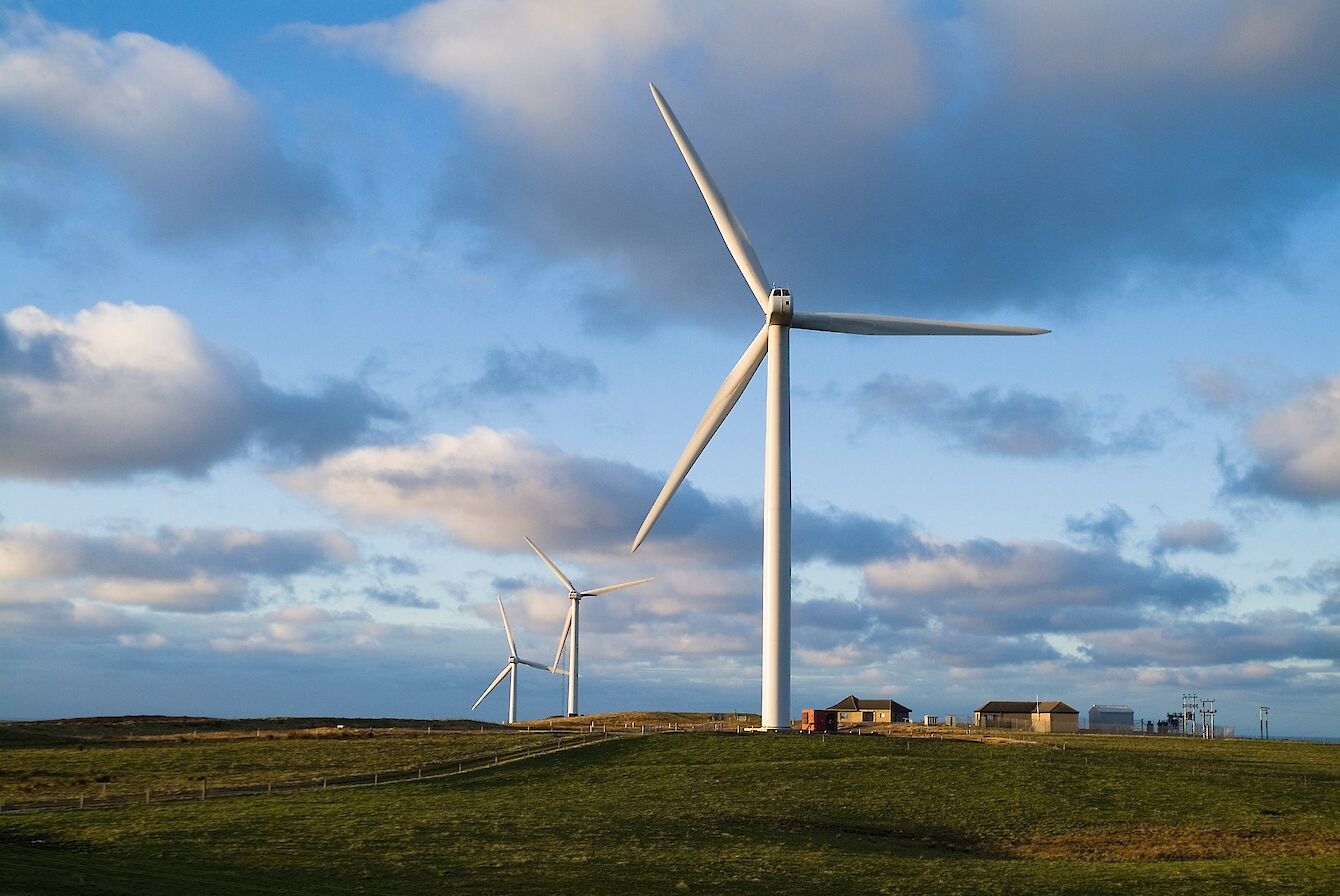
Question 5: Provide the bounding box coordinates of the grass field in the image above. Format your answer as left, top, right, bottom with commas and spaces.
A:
1, 717, 1336, 894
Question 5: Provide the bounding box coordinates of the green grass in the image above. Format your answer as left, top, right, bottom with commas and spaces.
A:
0, 730, 553, 802
2, 730, 1336, 894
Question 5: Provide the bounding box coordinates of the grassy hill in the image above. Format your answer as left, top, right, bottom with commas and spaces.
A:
1, 717, 1336, 894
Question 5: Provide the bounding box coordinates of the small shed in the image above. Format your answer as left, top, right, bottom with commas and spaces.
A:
800, 709, 837, 733
826, 695, 910, 726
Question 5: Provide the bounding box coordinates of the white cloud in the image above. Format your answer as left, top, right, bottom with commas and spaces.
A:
0, 524, 358, 613
1, 302, 251, 478
1233, 376, 1340, 503
301, 1, 924, 143
301, 0, 679, 140
277, 426, 723, 560
0, 10, 337, 241
0, 302, 399, 480
279, 426, 925, 579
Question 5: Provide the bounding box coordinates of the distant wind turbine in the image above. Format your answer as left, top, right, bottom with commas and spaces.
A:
472, 595, 554, 724
524, 536, 654, 717
632, 83, 1049, 730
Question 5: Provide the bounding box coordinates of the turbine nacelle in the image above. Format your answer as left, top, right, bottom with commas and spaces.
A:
766, 287, 793, 325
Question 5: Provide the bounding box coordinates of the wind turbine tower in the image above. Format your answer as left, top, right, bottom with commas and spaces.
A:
632, 84, 1049, 730
524, 537, 654, 717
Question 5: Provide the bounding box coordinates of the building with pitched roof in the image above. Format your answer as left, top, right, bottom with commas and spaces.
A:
974, 700, 1079, 733
825, 695, 910, 727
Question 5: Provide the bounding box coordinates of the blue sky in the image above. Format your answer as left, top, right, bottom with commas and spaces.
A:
2, 1, 1338, 738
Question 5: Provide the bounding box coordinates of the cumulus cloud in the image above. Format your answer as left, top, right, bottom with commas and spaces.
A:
297, 0, 684, 139
0, 10, 339, 242
1154, 519, 1238, 556
864, 537, 1228, 637
0, 524, 357, 612
854, 376, 1169, 459
1226, 375, 1340, 504
0, 302, 400, 480
279, 426, 922, 568
302, 1, 1340, 325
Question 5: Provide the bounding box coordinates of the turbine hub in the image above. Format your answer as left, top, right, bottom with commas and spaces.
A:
766, 287, 793, 325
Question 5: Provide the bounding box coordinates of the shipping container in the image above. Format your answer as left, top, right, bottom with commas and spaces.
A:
800, 709, 838, 732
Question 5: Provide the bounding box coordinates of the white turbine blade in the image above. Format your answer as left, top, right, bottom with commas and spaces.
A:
497, 595, 517, 657
472, 663, 511, 711
552, 603, 575, 670
632, 324, 770, 552
582, 577, 655, 597
650, 83, 770, 310
524, 536, 576, 592
790, 311, 1050, 337
516, 658, 550, 671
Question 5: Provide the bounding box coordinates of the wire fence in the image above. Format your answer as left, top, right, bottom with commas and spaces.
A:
0, 730, 630, 816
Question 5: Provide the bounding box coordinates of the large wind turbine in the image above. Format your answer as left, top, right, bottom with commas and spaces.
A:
632, 84, 1049, 730
472, 595, 553, 724
524, 536, 654, 717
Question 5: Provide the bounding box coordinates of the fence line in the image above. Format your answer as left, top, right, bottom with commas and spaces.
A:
0, 730, 634, 816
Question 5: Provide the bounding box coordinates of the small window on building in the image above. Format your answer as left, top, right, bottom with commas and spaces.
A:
862, 711, 873, 722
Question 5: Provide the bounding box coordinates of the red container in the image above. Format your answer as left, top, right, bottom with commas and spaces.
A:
801, 709, 837, 732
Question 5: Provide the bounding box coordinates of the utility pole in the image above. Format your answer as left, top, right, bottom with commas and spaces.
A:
1181, 693, 1200, 737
